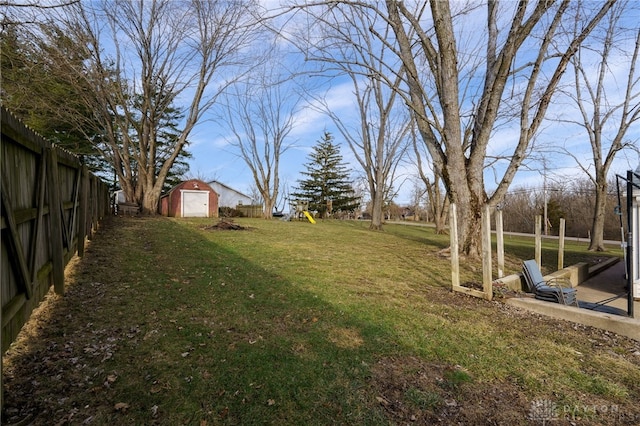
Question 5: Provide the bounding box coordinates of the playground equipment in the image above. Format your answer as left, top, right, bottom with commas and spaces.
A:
303, 210, 316, 224
290, 200, 316, 224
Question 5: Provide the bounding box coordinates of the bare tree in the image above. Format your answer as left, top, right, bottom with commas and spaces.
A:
315, 79, 410, 230
39, 0, 260, 214
221, 44, 306, 219
288, 4, 410, 230
1, 0, 78, 25
383, 0, 615, 256
281, 0, 613, 256
411, 124, 449, 233
560, 0, 640, 251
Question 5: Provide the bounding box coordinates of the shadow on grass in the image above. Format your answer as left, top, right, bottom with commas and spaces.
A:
2, 217, 439, 425
383, 222, 450, 250
3, 217, 635, 426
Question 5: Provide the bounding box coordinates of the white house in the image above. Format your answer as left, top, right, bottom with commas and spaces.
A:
208, 180, 253, 208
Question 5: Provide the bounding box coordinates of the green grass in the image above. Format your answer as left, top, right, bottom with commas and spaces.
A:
3, 217, 638, 425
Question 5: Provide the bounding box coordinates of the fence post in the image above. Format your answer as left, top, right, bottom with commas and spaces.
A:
77, 165, 89, 257
482, 205, 493, 300
558, 218, 566, 270
496, 209, 504, 279
535, 215, 542, 267
450, 204, 459, 288
46, 148, 66, 294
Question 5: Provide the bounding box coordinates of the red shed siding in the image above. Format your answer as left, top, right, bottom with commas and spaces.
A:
159, 179, 219, 218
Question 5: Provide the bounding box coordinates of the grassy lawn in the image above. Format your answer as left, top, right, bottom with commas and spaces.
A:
3, 217, 640, 425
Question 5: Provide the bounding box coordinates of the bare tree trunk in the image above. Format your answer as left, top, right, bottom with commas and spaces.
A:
382, 0, 613, 257
262, 197, 275, 220
141, 185, 162, 216
222, 42, 303, 220
284, 4, 409, 232
427, 175, 449, 234
369, 184, 385, 230
564, 5, 640, 250
588, 179, 608, 251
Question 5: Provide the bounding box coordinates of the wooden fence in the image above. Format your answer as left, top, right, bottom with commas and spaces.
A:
236, 204, 263, 218
1, 106, 110, 358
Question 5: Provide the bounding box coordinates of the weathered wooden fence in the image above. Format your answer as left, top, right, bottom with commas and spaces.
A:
236, 204, 263, 218
1, 106, 110, 357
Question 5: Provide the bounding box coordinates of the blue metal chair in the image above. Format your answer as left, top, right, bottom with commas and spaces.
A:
522, 260, 578, 306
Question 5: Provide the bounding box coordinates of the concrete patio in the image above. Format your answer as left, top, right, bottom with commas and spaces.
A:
504, 259, 640, 341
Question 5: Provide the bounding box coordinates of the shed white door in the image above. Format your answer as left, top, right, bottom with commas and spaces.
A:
181, 190, 209, 217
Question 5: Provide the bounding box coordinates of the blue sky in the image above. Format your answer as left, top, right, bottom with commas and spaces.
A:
8, 1, 639, 206
124, 1, 640, 207
186, 74, 366, 205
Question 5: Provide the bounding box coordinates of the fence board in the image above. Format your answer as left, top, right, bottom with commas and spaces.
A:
0, 177, 33, 300
2, 106, 111, 412
1, 106, 110, 354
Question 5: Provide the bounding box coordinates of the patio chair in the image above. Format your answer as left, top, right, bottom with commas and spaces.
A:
522, 260, 578, 306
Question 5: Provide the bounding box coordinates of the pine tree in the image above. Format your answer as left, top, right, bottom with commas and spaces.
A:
292, 132, 360, 218
1, 26, 109, 174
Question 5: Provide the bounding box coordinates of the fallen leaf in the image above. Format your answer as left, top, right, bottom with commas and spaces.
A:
114, 402, 130, 412
219, 407, 229, 418
376, 396, 390, 407
267, 399, 276, 406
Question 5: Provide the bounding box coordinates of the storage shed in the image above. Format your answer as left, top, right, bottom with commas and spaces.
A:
159, 179, 219, 218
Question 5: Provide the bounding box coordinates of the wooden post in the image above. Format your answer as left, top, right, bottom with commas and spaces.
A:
450, 203, 460, 288
77, 165, 89, 257
482, 205, 493, 300
87, 176, 97, 240
558, 218, 566, 270
46, 148, 66, 294
496, 209, 504, 279
535, 215, 542, 267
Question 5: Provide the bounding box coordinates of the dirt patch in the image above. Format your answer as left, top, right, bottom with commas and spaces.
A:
202, 219, 250, 231
371, 356, 530, 425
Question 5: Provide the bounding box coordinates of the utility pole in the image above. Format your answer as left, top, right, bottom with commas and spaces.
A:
542, 158, 548, 236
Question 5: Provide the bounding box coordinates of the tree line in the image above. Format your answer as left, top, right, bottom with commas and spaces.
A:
1, 0, 639, 255
499, 179, 628, 242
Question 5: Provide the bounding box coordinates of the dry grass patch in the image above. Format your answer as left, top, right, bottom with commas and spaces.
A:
327, 327, 364, 349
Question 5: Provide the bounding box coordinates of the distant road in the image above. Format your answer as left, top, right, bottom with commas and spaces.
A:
386, 220, 624, 247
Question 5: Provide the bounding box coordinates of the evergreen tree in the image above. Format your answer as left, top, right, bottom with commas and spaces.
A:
1, 25, 109, 175
1, 26, 191, 191
292, 132, 360, 218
